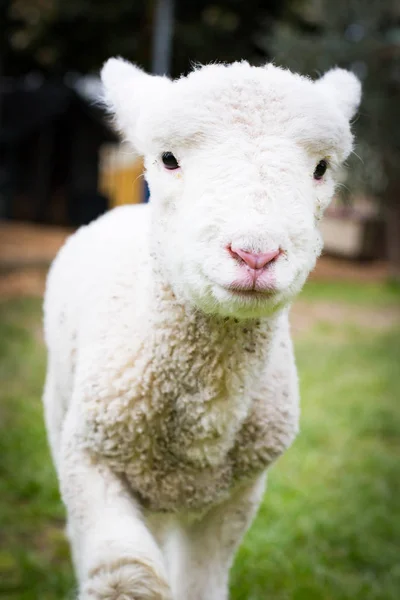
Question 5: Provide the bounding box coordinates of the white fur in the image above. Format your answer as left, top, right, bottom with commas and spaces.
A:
43, 59, 361, 599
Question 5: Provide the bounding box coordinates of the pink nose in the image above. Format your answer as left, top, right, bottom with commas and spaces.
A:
229, 246, 280, 270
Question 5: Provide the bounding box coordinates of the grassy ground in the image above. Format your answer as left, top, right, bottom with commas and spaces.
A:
0, 281, 399, 600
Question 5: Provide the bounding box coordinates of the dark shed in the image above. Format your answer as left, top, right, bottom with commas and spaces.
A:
0, 77, 118, 226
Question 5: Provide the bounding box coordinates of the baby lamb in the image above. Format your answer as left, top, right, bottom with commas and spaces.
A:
43, 59, 361, 600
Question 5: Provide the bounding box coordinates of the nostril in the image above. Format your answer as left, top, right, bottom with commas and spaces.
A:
229, 246, 280, 270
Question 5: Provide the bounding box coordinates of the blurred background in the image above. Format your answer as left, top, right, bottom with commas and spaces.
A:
0, 1, 399, 599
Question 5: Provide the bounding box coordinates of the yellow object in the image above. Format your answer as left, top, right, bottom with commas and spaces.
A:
99, 143, 144, 207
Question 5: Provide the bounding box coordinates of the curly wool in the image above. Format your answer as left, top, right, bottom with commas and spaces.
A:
44, 204, 299, 512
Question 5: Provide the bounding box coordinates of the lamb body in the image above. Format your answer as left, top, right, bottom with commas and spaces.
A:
43, 60, 361, 600
44, 204, 298, 512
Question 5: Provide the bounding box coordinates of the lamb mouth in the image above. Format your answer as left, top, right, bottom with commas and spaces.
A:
220, 285, 277, 299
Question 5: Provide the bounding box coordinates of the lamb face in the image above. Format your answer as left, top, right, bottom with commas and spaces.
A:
102, 60, 361, 318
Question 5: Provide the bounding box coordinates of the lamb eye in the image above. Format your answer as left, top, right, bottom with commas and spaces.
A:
313, 159, 328, 180
162, 152, 179, 170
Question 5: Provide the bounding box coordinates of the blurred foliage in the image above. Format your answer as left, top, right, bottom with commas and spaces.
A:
2, 0, 398, 201
263, 0, 400, 200
1, 0, 286, 77
1, 0, 148, 75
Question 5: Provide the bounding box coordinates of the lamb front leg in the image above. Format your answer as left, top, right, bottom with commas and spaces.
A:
170, 472, 266, 600
59, 416, 171, 600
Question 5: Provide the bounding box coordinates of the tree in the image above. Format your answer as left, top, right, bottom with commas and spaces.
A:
263, 0, 400, 279
1, 0, 287, 77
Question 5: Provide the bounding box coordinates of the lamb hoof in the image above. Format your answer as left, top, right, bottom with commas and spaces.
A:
81, 559, 171, 600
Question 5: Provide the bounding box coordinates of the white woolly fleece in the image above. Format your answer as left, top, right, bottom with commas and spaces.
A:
43, 59, 361, 600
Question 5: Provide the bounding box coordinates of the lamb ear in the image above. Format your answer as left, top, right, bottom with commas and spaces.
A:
101, 57, 170, 144
315, 68, 362, 121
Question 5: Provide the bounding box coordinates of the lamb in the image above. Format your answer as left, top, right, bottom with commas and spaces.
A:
42, 58, 361, 600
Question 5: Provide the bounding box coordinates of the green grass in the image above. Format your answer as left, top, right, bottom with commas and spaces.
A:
0, 300, 73, 600
0, 285, 399, 600
232, 319, 400, 600
300, 279, 400, 306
